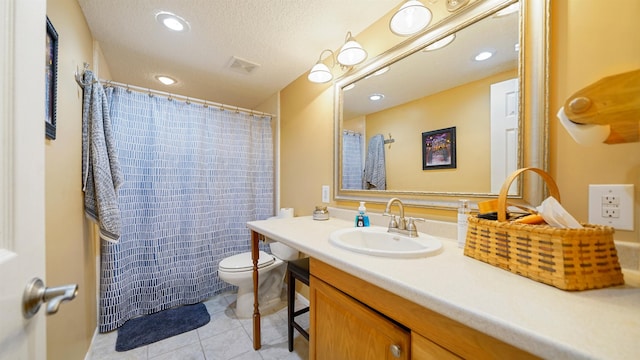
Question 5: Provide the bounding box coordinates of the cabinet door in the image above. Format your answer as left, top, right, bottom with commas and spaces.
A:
411, 332, 461, 360
310, 276, 410, 360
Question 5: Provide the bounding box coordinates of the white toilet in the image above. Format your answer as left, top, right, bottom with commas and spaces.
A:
218, 242, 299, 318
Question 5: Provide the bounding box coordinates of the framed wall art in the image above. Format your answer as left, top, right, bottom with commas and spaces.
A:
45, 17, 58, 140
422, 126, 456, 170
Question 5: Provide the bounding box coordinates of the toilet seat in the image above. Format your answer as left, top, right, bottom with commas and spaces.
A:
219, 251, 275, 273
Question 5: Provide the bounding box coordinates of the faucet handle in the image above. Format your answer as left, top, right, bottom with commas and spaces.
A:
383, 213, 399, 229
406, 217, 425, 236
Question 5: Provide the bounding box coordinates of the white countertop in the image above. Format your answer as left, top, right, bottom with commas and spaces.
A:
247, 213, 640, 360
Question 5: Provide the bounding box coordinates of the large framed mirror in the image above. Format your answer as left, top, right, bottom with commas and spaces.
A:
334, 0, 549, 209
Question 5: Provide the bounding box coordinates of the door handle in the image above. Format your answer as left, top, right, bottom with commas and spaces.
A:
22, 278, 78, 318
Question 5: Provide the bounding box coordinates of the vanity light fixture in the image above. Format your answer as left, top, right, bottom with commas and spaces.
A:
369, 93, 385, 101
390, 0, 432, 36
156, 75, 177, 85
155, 11, 190, 32
423, 34, 456, 51
308, 49, 336, 83
337, 31, 368, 67
474, 51, 494, 61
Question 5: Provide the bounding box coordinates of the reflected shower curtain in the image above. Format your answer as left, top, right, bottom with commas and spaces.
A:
342, 131, 363, 190
99, 87, 273, 332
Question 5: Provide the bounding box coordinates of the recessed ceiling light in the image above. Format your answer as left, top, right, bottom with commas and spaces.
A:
155, 11, 190, 32
156, 75, 176, 85
474, 51, 494, 61
423, 34, 456, 51
369, 94, 385, 101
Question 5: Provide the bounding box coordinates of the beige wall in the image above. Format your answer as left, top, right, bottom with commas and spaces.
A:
550, 0, 640, 247
280, 1, 640, 248
45, 0, 101, 358
366, 69, 517, 192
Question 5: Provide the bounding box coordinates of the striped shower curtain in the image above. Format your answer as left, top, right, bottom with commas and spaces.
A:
98, 87, 273, 332
342, 131, 364, 190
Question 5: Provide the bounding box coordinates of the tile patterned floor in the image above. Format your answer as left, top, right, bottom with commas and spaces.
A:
87, 291, 309, 360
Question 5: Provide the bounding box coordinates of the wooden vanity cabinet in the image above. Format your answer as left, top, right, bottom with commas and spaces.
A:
309, 258, 538, 360
310, 276, 410, 360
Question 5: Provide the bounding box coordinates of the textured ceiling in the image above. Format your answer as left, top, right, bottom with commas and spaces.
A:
77, 0, 400, 110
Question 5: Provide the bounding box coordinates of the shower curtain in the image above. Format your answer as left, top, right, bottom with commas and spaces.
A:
98, 87, 273, 332
342, 131, 363, 190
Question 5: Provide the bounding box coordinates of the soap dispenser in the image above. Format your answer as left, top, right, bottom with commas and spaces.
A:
457, 199, 470, 248
355, 201, 370, 227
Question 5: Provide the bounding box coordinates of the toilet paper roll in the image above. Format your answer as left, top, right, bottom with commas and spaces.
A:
557, 107, 610, 145
278, 208, 294, 218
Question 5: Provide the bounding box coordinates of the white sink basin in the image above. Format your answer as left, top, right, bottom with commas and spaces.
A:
329, 226, 443, 258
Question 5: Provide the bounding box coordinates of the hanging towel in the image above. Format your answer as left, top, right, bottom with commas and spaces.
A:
363, 134, 386, 190
81, 70, 123, 242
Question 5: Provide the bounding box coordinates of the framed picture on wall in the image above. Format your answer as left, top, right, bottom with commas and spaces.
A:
45, 17, 58, 140
422, 127, 456, 170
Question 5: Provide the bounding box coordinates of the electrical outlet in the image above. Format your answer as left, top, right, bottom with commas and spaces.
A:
321, 185, 330, 203
601, 206, 619, 218
588, 184, 634, 230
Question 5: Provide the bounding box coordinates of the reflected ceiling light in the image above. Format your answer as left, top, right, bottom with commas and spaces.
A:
156, 75, 176, 85
364, 66, 390, 79
369, 93, 385, 101
474, 51, 494, 61
343, 83, 356, 91
372, 66, 390, 76
423, 34, 456, 51
155, 11, 190, 32
495, 3, 519, 17
446, 0, 470, 12
308, 49, 335, 83
390, 0, 432, 36
337, 31, 368, 66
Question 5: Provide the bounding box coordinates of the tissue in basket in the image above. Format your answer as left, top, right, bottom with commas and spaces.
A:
464, 167, 624, 291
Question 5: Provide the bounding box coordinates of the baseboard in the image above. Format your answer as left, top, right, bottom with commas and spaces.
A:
295, 291, 309, 306
84, 327, 99, 360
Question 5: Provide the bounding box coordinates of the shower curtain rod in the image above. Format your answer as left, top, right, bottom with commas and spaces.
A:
99, 79, 276, 119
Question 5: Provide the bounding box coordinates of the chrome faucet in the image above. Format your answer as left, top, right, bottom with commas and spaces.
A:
383, 198, 424, 237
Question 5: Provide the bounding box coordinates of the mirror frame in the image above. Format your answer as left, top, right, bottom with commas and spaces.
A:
334, 0, 549, 210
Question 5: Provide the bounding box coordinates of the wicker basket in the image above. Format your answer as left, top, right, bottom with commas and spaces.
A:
464, 167, 624, 291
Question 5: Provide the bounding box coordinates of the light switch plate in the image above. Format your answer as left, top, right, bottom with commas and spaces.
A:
588, 184, 634, 230
321, 185, 330, 203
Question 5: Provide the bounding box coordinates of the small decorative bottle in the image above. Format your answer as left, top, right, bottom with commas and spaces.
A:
457, 199, 470, 248
355, 201, 370, 227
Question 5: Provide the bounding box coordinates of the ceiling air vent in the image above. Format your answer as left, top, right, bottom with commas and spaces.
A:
227, 56, 260, 75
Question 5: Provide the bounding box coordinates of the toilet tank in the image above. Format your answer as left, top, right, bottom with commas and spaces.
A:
269, 242, 299, 261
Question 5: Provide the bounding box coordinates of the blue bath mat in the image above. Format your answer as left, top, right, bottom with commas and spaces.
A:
115, 303, 210, 352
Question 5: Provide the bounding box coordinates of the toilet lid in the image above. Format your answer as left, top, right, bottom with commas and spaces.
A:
219, 251, 275, 273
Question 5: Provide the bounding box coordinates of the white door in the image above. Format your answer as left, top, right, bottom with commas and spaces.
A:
490, 78, 519, 195
1, 0, 47, 359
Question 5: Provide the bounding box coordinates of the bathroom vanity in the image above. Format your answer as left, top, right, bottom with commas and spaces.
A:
247, 215, 640, 359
